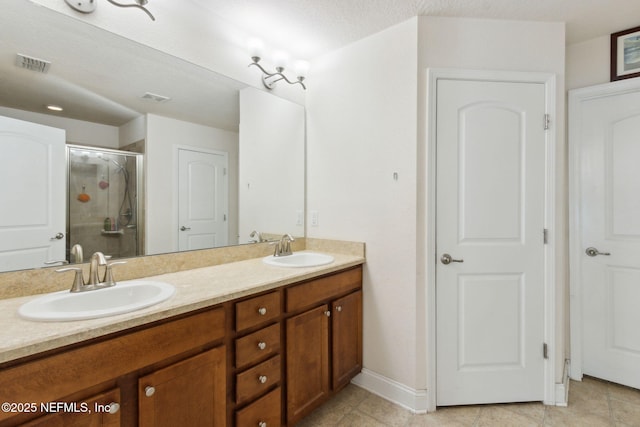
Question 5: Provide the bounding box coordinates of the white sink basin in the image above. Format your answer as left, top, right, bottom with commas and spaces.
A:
18, 280, 175, 322
263, 252, 334, 268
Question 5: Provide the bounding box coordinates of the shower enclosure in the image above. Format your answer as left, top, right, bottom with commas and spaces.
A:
67, 145, 143, 262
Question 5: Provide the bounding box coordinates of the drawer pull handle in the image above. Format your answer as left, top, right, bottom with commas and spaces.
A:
335, 305, 343, 312
258, 307, 267, 316
258, 422, 267, 427
145, 386, 156, 397
258, 375, 268, 384
258, 341, 267, 350
324, 310, 331, 317
107, 402, 120, 414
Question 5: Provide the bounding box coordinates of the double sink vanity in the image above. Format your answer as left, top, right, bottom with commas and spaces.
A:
0, 240, 365, 426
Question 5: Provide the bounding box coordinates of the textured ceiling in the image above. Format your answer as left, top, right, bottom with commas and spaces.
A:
191, 0, 640, 59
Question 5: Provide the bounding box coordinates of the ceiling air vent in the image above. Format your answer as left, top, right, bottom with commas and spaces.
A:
141, 92, 171, 103
15, 53, 51, 73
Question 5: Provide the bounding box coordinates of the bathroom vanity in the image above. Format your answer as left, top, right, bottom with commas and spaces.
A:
0, 252, 363, 426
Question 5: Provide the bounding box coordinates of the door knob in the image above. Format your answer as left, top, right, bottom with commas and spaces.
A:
50, 232, 64, 240
180, 226, 191, 231
441, 254, 464, 265
585, 247, 611, 257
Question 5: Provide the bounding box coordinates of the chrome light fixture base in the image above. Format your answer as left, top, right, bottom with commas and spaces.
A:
249, 58, 307, 91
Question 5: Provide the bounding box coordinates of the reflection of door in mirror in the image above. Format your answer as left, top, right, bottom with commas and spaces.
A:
177, 148, 228, 251
67, 145, 143, 262
0, 116, 66, 272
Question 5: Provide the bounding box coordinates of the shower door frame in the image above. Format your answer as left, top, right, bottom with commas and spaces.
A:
66, 144, 145, 261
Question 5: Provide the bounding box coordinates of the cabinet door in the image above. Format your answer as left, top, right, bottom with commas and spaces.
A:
332, 290, 363, 389
139, 346, 226, 427
21, 388, 121, 427
286, 304, 330, 425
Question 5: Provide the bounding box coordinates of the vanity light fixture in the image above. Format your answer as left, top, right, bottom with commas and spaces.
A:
64, 0, 155, 21
247, 38, 308, 90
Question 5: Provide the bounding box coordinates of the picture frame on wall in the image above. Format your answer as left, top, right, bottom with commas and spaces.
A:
611, 25, 640, 81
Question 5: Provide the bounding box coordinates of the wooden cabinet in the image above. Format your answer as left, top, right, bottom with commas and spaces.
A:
232, 292, 282, 425
332, 290, 363, 389
0, 308, 226, 426
0, 264, 363, 427
286, 305, 330, 425
235, 388, 281, 427
138, 346, 226, 427
285, 267, 363, 425
20, 389, 121, 427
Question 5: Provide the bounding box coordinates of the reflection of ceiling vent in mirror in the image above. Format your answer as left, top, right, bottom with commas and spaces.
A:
15, 53, 51, 73
141, 92, 171, 103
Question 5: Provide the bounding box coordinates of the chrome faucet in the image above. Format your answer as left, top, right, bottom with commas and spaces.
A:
56, 252, 126, 292
249, 230, 265, 243
88, 252, 108, 285
273, 234, 295, 257
70, 244, 84, 264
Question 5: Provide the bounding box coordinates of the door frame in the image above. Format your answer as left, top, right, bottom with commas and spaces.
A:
567, 77, 640, 381
174, 145, 229, 250
425, 68, 557, 410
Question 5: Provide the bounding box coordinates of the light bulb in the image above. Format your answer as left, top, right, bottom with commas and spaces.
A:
293, 60, 310, 78
273, 50, 289, 70
247, 38, 264, 60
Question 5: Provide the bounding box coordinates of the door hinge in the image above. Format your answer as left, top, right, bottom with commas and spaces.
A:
223, 214, 227, 221
223, 168, 227, 176
543, 343, 549, 359
543, 228, 549, 244
544, 114, 550, 130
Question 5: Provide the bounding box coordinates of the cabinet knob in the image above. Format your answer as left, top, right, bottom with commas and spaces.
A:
257, 341, 267, 350
335, 305, 342, 312
258, 375, 268, 384
258, 422, 267, 427
145, 386, 156, 397
324, 310, 331, 317
257, 307, 267, 316
107, 402, 120, 414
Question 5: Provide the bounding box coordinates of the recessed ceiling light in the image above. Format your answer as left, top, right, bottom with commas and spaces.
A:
46, 105, 64, 112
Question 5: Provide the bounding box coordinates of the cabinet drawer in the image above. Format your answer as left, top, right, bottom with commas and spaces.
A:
236, 355, 281, 405
236, 291, 281, 332
235, 323, 280, 370
286, 267, 362, 312
236, 387, 281, 427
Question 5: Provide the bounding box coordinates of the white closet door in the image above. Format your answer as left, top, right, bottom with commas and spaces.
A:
0, 116, 66, 271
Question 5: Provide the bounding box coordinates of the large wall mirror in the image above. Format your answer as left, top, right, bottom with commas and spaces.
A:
0, 1, 305, 273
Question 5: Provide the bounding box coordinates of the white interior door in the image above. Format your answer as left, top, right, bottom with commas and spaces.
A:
571, 84, 640, 390
177, 148, 228, 251
436, 79, 547, 405
0, 116, 66, 271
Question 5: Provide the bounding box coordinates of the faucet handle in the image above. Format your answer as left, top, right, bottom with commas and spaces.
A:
103, 261, 127, 286
56, 267, 85, 292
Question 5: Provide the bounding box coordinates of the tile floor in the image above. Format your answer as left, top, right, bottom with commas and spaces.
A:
297, 376, 640, 426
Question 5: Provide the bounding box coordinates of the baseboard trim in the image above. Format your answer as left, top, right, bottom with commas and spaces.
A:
555, 359, 570, 407
351, 368, 429, 414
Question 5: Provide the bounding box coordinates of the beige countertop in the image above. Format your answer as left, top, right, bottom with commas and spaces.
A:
0, 251, 364, 365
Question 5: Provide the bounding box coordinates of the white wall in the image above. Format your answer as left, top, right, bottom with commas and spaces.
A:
307, 18, 420, 394
238, 88, 305, 242
309, 15, 567, 410
145, 114, 239, 254
418, 16, 567, 387
566, 35, 610, 90
0, 106, 119, 147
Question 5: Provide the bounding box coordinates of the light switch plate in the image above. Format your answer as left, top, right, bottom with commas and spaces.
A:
310, 210, 319, 227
